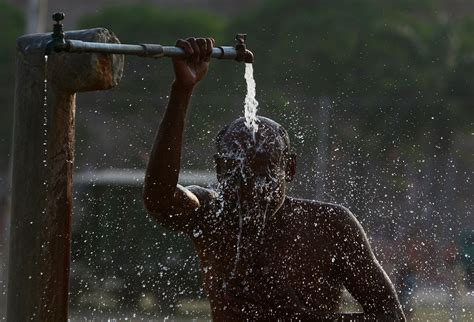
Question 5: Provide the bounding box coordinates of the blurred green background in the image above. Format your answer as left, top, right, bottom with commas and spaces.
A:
0, 0, 472, 320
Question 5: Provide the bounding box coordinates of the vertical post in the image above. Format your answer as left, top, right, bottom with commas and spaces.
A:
7, 29, 123, 321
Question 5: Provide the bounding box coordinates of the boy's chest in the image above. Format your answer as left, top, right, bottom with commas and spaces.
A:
195, 223, 341, 306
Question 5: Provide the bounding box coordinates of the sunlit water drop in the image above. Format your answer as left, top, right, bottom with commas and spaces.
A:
243, 63, 259, 139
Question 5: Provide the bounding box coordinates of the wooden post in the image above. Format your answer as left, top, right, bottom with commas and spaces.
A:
7, 28, 124, 321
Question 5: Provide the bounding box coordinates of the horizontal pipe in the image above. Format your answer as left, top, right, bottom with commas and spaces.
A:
61, 40, 241, 60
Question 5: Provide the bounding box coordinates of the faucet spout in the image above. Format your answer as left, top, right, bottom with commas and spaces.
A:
235, 33, 254, 63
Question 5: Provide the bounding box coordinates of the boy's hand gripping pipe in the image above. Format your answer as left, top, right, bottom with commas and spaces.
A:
45, 12, 254, 63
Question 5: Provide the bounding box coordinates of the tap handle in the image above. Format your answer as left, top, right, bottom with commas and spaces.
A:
235, 34, 247, 46
235, 33, 247, 57
51, 12, 66, 43
52, 12, 65, 24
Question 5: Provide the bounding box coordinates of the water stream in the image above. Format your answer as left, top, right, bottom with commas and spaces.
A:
225, 64, 261, 281
243, 63, 259, 139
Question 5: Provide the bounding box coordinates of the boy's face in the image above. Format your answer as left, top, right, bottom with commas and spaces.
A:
215, 126, 291, 219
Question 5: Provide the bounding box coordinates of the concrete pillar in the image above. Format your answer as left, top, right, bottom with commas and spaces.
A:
7, 28, 124, 321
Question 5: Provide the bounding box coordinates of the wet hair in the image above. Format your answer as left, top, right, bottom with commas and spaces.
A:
215, 116, 291, 155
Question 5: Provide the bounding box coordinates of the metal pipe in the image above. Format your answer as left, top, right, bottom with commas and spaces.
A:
45, 12, 254, 63
60, 40, 249, 61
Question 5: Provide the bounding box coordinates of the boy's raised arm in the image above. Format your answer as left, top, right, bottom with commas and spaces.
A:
143, 37, 215, 230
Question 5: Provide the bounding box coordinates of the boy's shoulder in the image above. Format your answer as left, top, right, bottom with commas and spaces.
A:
285, 196, 357, 227
186, 185, 217, 197
286, 197, 368, 248
286, 196, 351, 215
185, 185, 219, 208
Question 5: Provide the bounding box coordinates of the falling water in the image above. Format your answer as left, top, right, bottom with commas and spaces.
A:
42, 54, 49, 211
243, 63, 259, 139
43, 56, 48, 170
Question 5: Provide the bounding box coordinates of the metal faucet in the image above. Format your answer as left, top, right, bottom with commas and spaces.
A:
45, 12, 67, 55
235, 34, 254, 63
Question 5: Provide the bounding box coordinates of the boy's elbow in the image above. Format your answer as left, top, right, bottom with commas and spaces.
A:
142, 190, 168, 216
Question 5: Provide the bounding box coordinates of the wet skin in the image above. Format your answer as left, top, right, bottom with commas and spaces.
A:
144, 38, 405, 321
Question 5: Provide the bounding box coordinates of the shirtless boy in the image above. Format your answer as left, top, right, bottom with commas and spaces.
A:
143, 37, 405, 321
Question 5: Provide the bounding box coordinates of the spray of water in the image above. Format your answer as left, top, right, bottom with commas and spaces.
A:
230, 196, 244, 280
244, 63, 259, 139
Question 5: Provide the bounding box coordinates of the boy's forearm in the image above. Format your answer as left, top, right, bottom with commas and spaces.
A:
144, 82, 194, 208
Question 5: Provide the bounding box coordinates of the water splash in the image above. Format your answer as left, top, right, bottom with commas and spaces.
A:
243, 63, 259, 139
258, 200, 270, 241
230, 201, 244, 280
